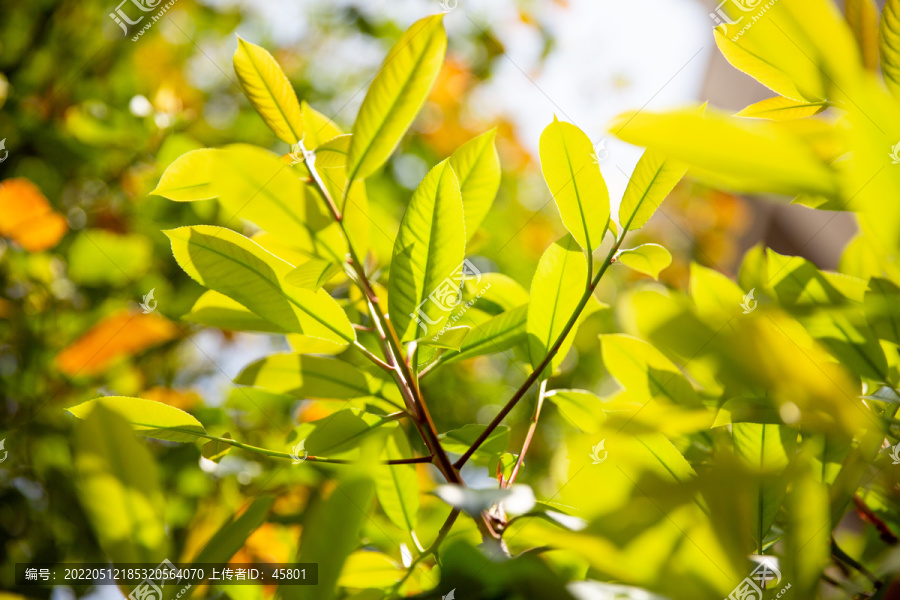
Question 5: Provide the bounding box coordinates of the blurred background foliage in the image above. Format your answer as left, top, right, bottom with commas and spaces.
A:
3, 0, 897, 599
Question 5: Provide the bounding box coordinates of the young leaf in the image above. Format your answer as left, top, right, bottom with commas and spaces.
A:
296, 409, 398, 458
67, 396, 206, 443
735, 96, 828, 120
545, 389, 606, 434
418, 325, 470, 350
150, 148, 217, 201
184, 290, 289, 334
374, 428, 419, 531
539, 118, 610, 251
201, 433, 233, 463
164, 225, 355, 344
615, 243, 672, 280
881, 0, 900, 97
74, 405, 167, 564
600, 334, 699, 406
527, 235, 588, 377
312, 134, 352, 170
285, 259, 342, 290
233, 37, 304, 144
236, 354, 392, 401
301, 101, 342, 148
450, 129, 501, 241
348, 15, 447, 181
441, 304, 527, 365
619, 150, 686, 233
388, 160, 465, 342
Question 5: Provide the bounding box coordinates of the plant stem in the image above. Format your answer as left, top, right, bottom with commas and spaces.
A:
454, 232, 626, 469
506, 379, 547, 487
388, 509, 461, 596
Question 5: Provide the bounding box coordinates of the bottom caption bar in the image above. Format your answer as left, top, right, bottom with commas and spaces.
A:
16, 561, 318, 587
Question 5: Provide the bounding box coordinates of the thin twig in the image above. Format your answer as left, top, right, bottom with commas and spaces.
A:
506, 379, 547, 487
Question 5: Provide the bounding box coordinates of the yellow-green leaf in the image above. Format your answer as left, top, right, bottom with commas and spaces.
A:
301, 101, 342, 148
442, 304, 527, 365
527, 235, 588, 377
539, 118, 610, 251
388, 160, 465, 342
348, 15, 446, 181
184, 290, 288, 334
233, 37, 303, 144
67, 396, 206, 443
619, 149, 686, 232
600, 334, 699, 406
285, 259, 342, 290
450, 129, 501, 241
881, 0, 900, 97
545, 389, 606, 434
374, 428, 419, 531
418, 325, 470, 350
735, 96, 828, 120
150, 148, 217, 201
164, 225, 354, 344
845, 0, 880, 70
615, 243, 672, 280
338, 551, 404, 588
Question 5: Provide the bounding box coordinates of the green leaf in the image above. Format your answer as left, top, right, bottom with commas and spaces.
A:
539, 118, 610, 251
439, 424, 510, 464
600, 334, 699, 406
74, 405, 167, 564
184, 290, 289, 334
348, 15, 446, 181
201, 433, 233, 463
418, 325, 470, 350
615, 244, 672, 280
388, 159, 465, 342
235, 354, 394, 401
338, 551, 404, 588
442, 304, 527, 365
150, 148, 217, 201
374, 428, 419, 531
732, 423, 795, 548
450, 129, 501, 241
609, 108, 837, 197
295, 408, 398, 457
527, 235, 588, 377
463, 273, 529, 314
545, 389, 605, 434
283, 468, 375, 600
865, 277, 900, 344
285, 259, 342, 290
67, 230, 152, 287
191, 496, 274, 565
619, 150, 686, 233
233, 37, 304, 144
735, 96, 828, 120
313, 134, 352, 170
67, 396, 206, 443
301, 101, 342, 148
880, 0, 900, 97
164, 225, 354, 344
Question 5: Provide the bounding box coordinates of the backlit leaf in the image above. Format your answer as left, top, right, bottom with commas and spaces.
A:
442, 305, 527, 365
600, 334, 699, 406
348, 15, 446, 181
846, 0, 880, 69
67, 396, 206, 442
881, 0, 900, 97
301, 101, 342, 148
233, 37, 304, 144
164, 225, 354, 344
150, 148, 217, 201
184, 290, 288, 334
285, 259, 342, 290
450, 129, 501, 241
418, 325, 470, 350
374, 428, 419, 531
539, 118, 609, 251
735, 96, 828, 120
190, 496, 274, 566
295, 408, 397, 458
339, 551, 404, 588
388, 160, 465, 342
619, 150, 686, 233
527, 235, 588, 377
545, 389, 605, 434
236, 354, 393, 401
439, 424, 509, 464
615, 244, 672, 280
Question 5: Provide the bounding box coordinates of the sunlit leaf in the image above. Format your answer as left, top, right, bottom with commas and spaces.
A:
845, 0, 879, 70
301, 101, 342, 147
545, 389, 605, 434
184, 290, 288, 334
150, 148, 217, 201
67, 396, 206, 442
374, 428, 419, 531
56, 311, 179, 377
619, 150, 686, 233
295, 408, 398, 457
74, 405, 167, 563
388, 159, 465, 342
527, 235, 588, 377
442, 305, 527, 365
615, 244, 672, 280
539, 118, 609, 251
285, 259, 343, 290
236, 354, 393, 401
348, 15, 446, 181
439, 424, 510, 464
0, 178, 67, 251
233, 37, 304, 144
338, 551, 404, 588
67, 229, 152, 287
865, 277, 900, 344
418, 325, 470, 350
881, 0, 900, 97
190, 496, 274, 566
600, 334, 699, 407
450, 129, 501, 241
735, 96, 828, 120
164, 225, 354, 344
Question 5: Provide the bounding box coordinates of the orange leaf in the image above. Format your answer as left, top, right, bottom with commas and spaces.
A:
56, 310, 180, 377
0, 178, 67, 251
